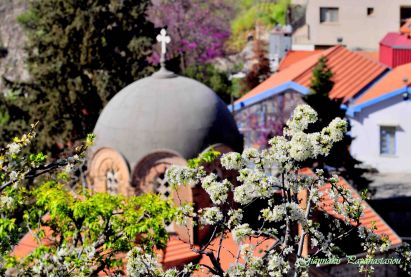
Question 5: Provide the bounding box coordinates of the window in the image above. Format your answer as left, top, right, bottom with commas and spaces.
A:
367, 7, 374, 16
400, 6, 411, 27
380, 126, 396, 155
320, 7, 339, 23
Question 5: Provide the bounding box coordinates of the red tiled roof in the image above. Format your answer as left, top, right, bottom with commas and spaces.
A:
278, 50, 323, 71
197, 232, 275, 275
380, 32, 411, 49
12, 226, 54, 258
356, 51, 379, 62
237, 45, 388, 104
12, 214, 54, 258
13, 230, 200, 267
300, 168, 402, 246
354, 63, 411, 105
156, 235, 200, 268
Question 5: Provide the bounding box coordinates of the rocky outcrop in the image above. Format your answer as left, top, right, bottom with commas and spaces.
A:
0, 0, 29, 92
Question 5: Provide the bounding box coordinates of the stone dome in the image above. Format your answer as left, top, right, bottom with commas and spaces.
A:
92, 67, 243, 168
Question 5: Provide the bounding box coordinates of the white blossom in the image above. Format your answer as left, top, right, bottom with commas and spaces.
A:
166, 165, 202, 187
220, 152, 243, 170
242, 148, 261, 164
261, 205, 285, 222
9, 171, 18, 181
267, 253, 291, 276
199, 207, 223, 225
201, 177, 231, 205
289, 131, 312, 161
232, 223, 252, 243
64, 163, 75, 174
227, 209, 243, 228
329, 117, 347, 141
7, 142, 21, 155
295, 257, 309, 273
126, 247, 161, 276
84, 246, 96, 259
283, 245, 294, 255
268, 136, 290, 164
0, 195, 14, 209
176, 204, 195, 225
240, 243, 255, 258
286, 104, 318, 132
234, 169, 275, 205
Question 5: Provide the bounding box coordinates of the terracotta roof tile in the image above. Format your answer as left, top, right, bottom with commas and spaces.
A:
196, 232, 275, 275
11, 227, 53, 258
356, 51, 379, 62
300, 168, 402, 246
237, 45, 388, 105
156, 235, 201, 268
354, 63, 411, 105
278, 50, 323, 71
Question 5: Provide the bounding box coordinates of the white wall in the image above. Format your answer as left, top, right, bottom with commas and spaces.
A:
350, 95, 411, 173
302, 0, 411, 50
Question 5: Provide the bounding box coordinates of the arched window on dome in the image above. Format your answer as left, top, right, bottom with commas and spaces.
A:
131, 150, 186, 198
87, 147, 131, 195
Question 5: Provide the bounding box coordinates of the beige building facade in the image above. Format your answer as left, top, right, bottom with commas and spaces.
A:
293, 0, 411, 50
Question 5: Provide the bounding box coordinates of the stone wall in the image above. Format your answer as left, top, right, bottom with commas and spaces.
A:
0, 0, 29, 92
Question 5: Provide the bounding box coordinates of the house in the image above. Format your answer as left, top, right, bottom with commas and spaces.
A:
234, 30, 411, 174
348, 63, 411, 173
292, 0, 411, 50
345, 21, 411, 174
232, 45, 387, 148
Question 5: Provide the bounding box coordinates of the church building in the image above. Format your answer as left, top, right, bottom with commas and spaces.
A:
86, 29, 244, 256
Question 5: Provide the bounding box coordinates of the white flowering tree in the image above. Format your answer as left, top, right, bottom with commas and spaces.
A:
127, 104, 411, 276
0, 129, 176, 276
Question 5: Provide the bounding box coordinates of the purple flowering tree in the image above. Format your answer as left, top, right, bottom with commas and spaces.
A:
147, 0, 233, 70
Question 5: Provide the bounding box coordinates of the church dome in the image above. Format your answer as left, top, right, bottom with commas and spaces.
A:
92, 67, 243, 168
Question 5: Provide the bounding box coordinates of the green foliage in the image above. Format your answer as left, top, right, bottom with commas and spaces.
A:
1, 0, 156, 156
20, 182, 174, 262
304, 57, 371, 192
187, 148, 221, 169
0, 129, 175, 275
309, 56, 334, 97
229, 0, 290, 51
0, 107, 10, 126
184, 63, 233, 104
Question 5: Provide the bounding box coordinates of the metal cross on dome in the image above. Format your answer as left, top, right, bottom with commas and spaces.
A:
156, 28, 171, 67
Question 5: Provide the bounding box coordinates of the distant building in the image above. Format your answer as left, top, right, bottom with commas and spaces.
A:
234, 35, 411, 174
380, 19, 411, 68
293, 0, 411, 51
232, 45, 387, 148
348, 63, 411, 173
268, 25, 292, 71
